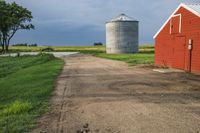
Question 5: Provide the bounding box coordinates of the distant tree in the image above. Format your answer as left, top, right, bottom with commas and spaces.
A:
29, 43, 37, 47
12, 43, 37, 47
12, 43, 28, 46
0, 0, 34, 53
94, 42, 103, 46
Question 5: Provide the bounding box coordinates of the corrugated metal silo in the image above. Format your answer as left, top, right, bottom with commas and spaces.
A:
106, 13, 139, 54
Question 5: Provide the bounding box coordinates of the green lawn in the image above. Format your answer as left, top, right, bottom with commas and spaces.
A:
93, 45, 154, 65
0, 54, 64, 132
95, 52, 154, 65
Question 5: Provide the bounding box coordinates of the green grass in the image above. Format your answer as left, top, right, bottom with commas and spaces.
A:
92, 45, 154, 65
95, 52, 154, 65
0, 54, 64, 133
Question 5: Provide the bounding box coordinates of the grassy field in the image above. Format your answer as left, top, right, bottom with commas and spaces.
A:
0, 54, 64, 132
8, 45, 154, 65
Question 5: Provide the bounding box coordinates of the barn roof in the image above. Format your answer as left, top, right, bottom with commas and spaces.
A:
153, 3, 200, 39
185, 3, 200, 15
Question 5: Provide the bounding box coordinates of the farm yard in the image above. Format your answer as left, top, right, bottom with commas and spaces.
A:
1, 0, 200, 132
0, 45, 154, 132
0, 45, 199, 132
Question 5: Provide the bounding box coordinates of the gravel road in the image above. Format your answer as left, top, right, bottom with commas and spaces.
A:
34, 54, 200, 133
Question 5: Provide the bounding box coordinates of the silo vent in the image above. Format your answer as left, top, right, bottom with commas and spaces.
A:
108, 13, 138, 22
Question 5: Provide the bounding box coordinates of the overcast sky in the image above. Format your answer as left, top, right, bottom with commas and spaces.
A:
6, 0, 200, 45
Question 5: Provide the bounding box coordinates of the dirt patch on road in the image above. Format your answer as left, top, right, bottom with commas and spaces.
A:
33, 54, 200, 133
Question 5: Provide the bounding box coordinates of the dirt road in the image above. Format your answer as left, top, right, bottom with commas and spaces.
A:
35, 54, 200, 133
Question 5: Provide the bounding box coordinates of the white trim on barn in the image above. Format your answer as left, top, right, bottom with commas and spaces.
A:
169, 14, 182, 34
154, 3, 200, 39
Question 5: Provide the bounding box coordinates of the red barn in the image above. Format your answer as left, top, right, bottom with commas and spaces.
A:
154, 3, 200, 73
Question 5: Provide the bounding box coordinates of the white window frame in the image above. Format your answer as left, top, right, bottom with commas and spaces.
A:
170, 14, 182, 34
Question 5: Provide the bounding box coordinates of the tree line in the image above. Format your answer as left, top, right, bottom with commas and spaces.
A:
0, 0, 34, 53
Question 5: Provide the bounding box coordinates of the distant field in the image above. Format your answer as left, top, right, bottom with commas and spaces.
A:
9, 45, 105, 54
0, 54, 64, 132
7, 45, 154, 65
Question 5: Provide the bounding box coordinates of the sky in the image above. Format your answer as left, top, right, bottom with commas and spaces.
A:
6, 0, 200, 46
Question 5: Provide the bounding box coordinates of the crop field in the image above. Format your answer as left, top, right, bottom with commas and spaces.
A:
8, 45, 155, 65
8, 45, 105, 54
0, 54, 64, 132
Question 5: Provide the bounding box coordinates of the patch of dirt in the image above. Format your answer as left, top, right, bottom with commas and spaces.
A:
32, 54, 200, 133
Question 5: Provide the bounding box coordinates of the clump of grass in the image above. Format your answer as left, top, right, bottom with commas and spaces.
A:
2, 100, 32, 115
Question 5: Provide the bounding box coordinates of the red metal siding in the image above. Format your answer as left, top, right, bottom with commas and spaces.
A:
155, 7, 200, 73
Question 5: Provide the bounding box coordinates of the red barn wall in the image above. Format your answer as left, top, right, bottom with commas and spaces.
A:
155, 7, 200, 73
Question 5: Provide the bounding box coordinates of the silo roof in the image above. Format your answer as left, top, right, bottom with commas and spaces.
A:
108, 13, 138, 22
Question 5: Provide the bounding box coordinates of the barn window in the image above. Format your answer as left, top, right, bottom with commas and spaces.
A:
170, 14, 182, 34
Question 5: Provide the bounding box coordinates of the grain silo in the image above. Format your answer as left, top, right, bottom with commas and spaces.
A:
106, 13, 139, 54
